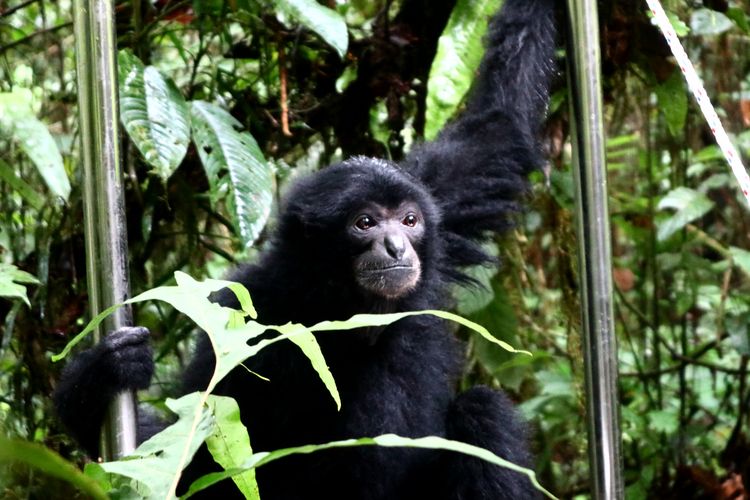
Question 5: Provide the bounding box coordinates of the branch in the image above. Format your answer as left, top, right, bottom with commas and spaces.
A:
277, 38, 292, 137
0, 21, 72, 54
1, 0, 39, 18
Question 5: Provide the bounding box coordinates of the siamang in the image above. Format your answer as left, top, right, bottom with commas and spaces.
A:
55, 0, 557, 498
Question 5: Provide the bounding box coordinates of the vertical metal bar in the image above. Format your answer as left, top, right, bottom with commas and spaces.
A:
565, 1, 624, 498
72, 0, 138, 459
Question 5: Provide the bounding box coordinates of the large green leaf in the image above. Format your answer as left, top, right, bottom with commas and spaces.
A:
275, 0, 348, 58
118, 50, 190, 181
95, 393, 215, 499
424, 0, 502, 140
183, 433, 555, 499
56, 272, 532, 498
0, 263, 40, 306
205, 396, 259, 500
0, 437, 108, 500
190, 101, 274, 248
656, 187, 715, 241
0, 89, 70, 201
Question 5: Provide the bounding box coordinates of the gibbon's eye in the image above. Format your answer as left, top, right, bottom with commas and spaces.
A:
402, 214, 418, 227
354, 215, 375, 231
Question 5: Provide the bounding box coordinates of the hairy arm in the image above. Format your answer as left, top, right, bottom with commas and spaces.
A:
53, 327, 163, 456
402, 0, 557, 282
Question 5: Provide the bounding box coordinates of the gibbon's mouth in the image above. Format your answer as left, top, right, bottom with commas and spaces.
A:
356, 264, 421, 299
360, 265, 415, 273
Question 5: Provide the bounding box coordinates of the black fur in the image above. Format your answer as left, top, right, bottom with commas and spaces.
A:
54, 1, 557, 498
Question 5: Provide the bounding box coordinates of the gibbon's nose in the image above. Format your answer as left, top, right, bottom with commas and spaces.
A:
384, 233, 406, 260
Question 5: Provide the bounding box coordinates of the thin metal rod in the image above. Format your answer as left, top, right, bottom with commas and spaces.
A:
73, 0, 138, 460
565, 1, 624, 498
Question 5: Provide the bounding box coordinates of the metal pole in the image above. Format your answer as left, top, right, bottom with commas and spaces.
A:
565, 1, 624, 498
73, 0, 138, 459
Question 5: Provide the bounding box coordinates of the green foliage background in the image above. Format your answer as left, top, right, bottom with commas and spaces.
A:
1, 0, 750, 497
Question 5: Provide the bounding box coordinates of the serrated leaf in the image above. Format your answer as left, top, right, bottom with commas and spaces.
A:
656, 187, 714, 241
205, 396, 259, 500
655, 69, 687, 137
56, 272, 536, 499
118, 51, 190, 180
691, 8, 734, 36
190, 101, 274, 248
275, 0, 348, 58
0, 263, 40, 306
424, 0, 502, 140
0, 90, 70, 201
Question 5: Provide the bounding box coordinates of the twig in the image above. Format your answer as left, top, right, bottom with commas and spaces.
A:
0, 21, 71, 54
615, 300, 656, 406
277, 37, 292, 137
621, 358, 745, 377
686, 223, 730, 257
0, 0, 39, 19
199, 237, 236, 263
185, 26, 207, 100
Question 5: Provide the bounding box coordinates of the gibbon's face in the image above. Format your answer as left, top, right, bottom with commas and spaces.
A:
347, 201, 424, 299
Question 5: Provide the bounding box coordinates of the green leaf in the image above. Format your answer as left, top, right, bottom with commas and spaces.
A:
693, 144, 723, 163
226, 282, 257, 319
656, 187, 714, 241
335, 64, 358, 93
205, 396, 259, 500
654, 69, 687, 138
275, 0, 349, 58
307, 309, 530, 355
665, 11, 690, 36
275, 323, 341, 410
726, 7, 750, 33
184, 433, 556, 499
690, 8, 734, 36
54, 272, 535, 498
118, 50, 190, 181
0, 263, 40, 306
470, 281, 525, 388
0, 157, 45, 210
97, 393, 215, 499
54, 273, 529, 394
455, 243, 499, 315
190, 101, 274, 248
0, 89, 70, 201
0, 437, 108, 500
50, 272, 258, 362
424, 0, 502, 140
648, 409, 679, 434
729, 246, 750, 277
